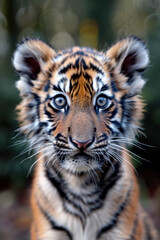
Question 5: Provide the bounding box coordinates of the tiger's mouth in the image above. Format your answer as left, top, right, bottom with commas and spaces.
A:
73, 150, 93, 161
53, 134, 110, 173
53, 144, 108, 174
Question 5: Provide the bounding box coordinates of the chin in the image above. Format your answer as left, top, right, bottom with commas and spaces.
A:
60, 155, 101, 174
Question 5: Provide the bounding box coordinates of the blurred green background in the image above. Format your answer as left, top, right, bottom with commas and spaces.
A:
0, 0, 160, 239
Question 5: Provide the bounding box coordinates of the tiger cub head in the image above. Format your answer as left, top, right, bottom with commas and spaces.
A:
13, 36, 149, 174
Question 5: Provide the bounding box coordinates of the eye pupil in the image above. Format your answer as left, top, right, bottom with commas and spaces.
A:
99, 98, 105, 104
57, 98, 63, 104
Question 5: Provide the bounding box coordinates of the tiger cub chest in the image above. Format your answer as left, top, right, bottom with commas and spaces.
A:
37, 163, 127, 240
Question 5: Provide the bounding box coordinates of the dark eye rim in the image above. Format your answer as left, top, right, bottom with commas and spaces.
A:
96, 94, 110, 109
52, 94, 67, 109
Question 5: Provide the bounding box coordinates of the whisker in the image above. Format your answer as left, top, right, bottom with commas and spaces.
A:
108, 148, 137, 176
27, 154, 45, 177
9, 138, 27, 148
110, 143, 149, 163
111, 136, 155, 148
12, 128, 23, 139
20, 143, 53, 164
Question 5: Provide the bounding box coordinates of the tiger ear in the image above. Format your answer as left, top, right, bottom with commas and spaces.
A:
13, 39, 56, 95
106, 36, 149, 94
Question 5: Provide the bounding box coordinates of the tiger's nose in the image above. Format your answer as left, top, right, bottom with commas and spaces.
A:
70, 137, 95, 149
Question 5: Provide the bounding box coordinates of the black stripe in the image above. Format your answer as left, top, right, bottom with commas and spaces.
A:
75, 57, 80, 69
111, 79, 118, 92
29, 93, 41, 120
97, 182, 131, 239
55, 133, 67, 140
98, 162, 121, 201
94, 105, 99, 115
111, 120, 124, 133
71, 73, 81, 80
45, 105, 55, 117
48, 125, 57, 135
30, 92, 41, 104
81, 58, 88, 70
73, 51, 88, 57
90, 63, 104, 75
105, 123, 114, 135
59, 63, 72, 74
100, 84, 109, 91
58, 56, 70, 67
56, 138, 68, 144
55, 133, 68, 143
39, 122, 48, 128
44, 80, 50, 92
109, 106, 118, 119
27, 102, 35, 109
71, 81, 78, 91
83, 72, 91, 81
84, 82, 93, 96
47, 165, 86, 209
71, 83, 80, 97
65, 105, 70, 115
69, 80, 73, 93
53, 84, 63, 92
121, 99, 134, 125
82, 162, 121, 212
42, 93, 50, 103
47, 103, 60, 114
121, 93, 137, 99
97, 133, 108, 144
96, 76, 102, 83
45, 167, 86, 225
37, 198, 72, 240
46, 70, 52, 79
46, 168, 66, 199
57, 53, 86, 69
35, 121, 48, 134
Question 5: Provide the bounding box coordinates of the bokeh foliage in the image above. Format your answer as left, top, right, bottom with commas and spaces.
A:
0, 0, 160, 193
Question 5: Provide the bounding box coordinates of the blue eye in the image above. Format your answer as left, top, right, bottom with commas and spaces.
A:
96, 95, 109, 109
53, 95, 67, 109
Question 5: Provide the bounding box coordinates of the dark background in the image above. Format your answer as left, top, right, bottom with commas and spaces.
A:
0, 0, 160, 239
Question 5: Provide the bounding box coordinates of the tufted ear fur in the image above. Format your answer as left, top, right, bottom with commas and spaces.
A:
106, 36, 149, 94
13, 39, 56, 96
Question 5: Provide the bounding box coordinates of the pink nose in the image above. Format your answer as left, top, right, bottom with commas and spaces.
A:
70, 137, 94, 149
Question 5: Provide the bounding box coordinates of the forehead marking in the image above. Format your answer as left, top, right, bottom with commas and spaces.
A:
53, 52, 109, 96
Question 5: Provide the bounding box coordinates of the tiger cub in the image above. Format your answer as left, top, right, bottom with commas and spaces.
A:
13, 36, 158, 240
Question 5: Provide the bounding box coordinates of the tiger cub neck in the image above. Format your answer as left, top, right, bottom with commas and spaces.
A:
31, 150, 139, 240
33, 149, 136, 199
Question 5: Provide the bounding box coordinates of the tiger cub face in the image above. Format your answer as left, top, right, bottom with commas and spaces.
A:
13, 36, 149, 174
